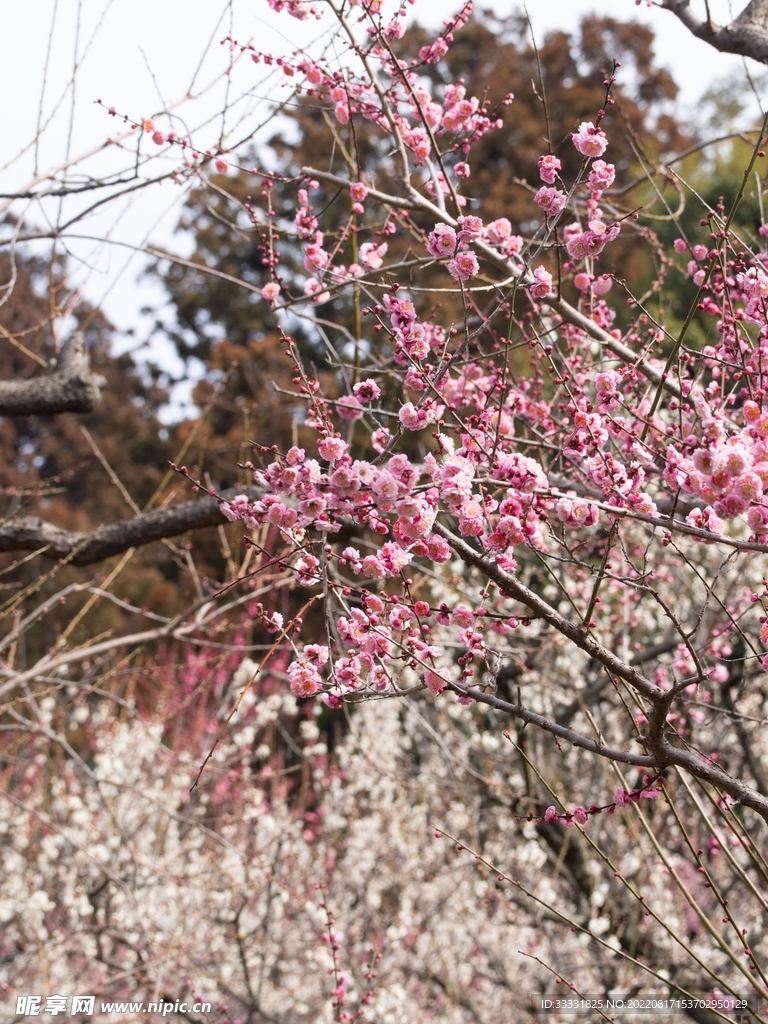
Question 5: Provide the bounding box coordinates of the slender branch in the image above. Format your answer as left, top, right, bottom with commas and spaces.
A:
449, 682, 656, 768
430, 519, 664, 703
305, 167, 421, 210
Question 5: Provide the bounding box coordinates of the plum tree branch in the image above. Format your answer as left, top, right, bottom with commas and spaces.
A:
0, 485, 264, 565
0, 332, 106, 417
432, 519, 768, 823
448, 680, 657, 768
430, 519, 665, 703
660, 0, 768, 64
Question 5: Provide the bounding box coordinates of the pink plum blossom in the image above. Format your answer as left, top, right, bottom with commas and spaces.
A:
538, 153, 561, 184
530, 265, 553, 298
353, 379, 381, 402
484, 218, 512, 246
288, 660, 322, 698
336, 395, 364, 421
556, 496, 598, 528
572, 121, 608, 157
447, 251, 479, 281
317, 436, 348, 462
424, 670, 446, 695
427, 224, 458, 259
534, 186, 567, 217
457, 215, 483, 241
587, 160, 615, 193
359, 241, 387, 270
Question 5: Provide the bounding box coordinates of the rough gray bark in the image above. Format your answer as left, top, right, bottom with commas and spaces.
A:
0, 486, 264, 565
0, 332, 106, 417
661, 0, 768, 64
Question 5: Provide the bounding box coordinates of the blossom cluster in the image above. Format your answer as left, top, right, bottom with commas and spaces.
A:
172, 0, 768, 730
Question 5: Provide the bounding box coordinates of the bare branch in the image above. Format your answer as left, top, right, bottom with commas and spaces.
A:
449, 681, 656, 768
660, 0, 768, 64
0, 485, 263, 565
0, 332, 106, 417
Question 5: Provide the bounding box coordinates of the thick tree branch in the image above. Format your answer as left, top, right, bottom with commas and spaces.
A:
0, 332, 106, 417
661, 0, 768, 64
0, 485, 263, 565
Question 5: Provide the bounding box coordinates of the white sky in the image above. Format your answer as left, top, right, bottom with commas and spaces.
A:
0, 0, 761, 416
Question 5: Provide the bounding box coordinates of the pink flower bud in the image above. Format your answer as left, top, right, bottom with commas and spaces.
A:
572, 806, 588, 825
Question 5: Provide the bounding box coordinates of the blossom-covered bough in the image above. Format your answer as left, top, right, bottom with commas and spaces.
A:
7, 0, 768, 1017
209, 0, 768, 825
191, 0, 768, 1002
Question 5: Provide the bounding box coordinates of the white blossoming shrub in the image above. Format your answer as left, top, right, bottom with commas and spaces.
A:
3, 604, 767, 1022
